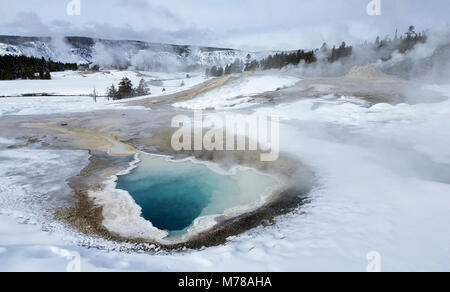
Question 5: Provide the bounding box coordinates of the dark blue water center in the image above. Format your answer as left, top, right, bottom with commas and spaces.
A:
116, 154, 277, 235
116, 155, 239, 233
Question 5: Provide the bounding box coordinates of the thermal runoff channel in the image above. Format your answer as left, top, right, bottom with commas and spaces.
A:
116, 154, 278, 236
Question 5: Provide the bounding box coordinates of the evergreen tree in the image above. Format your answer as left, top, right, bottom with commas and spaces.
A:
375, 36, 381, 46
107, 84, 118, 100
328, 42, 353, 62
406, 25, 417, 39
399, 25, 426, 53
217, 66, 224, 76
210, 66, 218, 77
246, 60, 260, 71
116, 77, 134, 100
135, 79, 150, 96
231, 58, 244, 73
209, 66, 224, 77
245, 54, 251, 70
224, 64, 232, 75
0, 55, 76, 80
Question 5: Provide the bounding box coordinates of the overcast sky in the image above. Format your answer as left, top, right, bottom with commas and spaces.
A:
0, 0, 449, 51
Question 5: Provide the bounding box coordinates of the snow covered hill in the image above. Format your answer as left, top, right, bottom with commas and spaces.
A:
0, 36, 266, 71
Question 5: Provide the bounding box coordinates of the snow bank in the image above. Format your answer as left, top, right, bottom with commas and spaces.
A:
174, 74, 300, 110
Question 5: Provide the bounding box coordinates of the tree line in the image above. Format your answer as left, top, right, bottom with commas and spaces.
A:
259, 50, 317, 69
205, 26, 427, 76
106, 78, 150, 100
0, 55, 78, 80
375, 25, 427, 53
205, 49, 325, 77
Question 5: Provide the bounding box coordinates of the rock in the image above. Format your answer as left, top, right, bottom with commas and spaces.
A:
261, 220, 272, 227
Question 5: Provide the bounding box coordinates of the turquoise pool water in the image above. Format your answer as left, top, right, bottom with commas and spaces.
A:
116, 154, 277, 236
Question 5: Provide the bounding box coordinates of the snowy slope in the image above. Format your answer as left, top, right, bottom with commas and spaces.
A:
0, 43, 22, 56
0, 38, 87, 64
0, 36, 267, 70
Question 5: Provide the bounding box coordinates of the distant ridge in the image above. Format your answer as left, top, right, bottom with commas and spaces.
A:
0, 35, 268, 71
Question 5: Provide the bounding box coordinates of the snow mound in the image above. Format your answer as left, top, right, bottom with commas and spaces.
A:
346, 66, 391, 79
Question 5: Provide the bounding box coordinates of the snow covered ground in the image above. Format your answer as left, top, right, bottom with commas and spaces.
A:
0, 70, 205, 97
0, 79, 449, 271
0, 71, 208, 116
174, 73, 300, 110
0, 95, 145, 116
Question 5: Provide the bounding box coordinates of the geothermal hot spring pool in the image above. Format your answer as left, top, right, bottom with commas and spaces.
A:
116, 153, 279, 237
